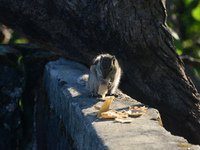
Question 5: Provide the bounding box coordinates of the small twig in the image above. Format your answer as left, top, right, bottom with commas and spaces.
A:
181, 55, 200, 68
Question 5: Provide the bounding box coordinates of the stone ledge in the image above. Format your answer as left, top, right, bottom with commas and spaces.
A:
38, 57, 200, 150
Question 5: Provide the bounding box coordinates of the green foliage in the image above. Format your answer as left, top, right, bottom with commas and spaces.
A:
192, 1, 200, 21
14, 38, 29, 44
9, 31, 29, 44
19, 99, 23, 111
19, 99, 22, 107
174, 39, 183, 55
167, 0, 200, 79
194, 68, 200, 80
17, 55, 23, 65
168, 0, 200, 56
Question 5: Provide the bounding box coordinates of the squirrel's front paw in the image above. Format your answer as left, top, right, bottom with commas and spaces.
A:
89, 92, 99, 97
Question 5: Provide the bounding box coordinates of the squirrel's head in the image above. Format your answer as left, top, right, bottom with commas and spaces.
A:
99, 55, 117, 79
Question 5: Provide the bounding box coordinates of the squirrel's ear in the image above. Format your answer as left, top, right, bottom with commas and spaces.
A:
112, 56, 116, 65
99, 55, 103, 64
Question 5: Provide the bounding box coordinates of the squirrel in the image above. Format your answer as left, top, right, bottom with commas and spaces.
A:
88, 54, 122, 96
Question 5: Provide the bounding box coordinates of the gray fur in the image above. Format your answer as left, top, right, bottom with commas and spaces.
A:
88, 54, 122, 96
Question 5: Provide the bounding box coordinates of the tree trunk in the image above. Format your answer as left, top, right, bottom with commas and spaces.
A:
0, 0, 200, 144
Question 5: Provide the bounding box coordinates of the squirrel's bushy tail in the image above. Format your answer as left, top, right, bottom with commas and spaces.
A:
77, 74, 89, 86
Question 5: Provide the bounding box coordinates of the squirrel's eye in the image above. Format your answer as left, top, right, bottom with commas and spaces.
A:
109, 67, 112, 72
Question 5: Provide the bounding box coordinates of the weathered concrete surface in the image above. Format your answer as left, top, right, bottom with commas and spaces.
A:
39, 58, 200, 150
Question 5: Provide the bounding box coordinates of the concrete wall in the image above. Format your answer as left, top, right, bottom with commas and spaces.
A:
37, 58, 200, 150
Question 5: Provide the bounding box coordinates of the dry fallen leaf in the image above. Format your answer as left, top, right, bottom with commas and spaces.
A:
127, 106, 148, 116
94, 105, 101, 110
177, 143, 191, 148
97, 97, 106, 101
97, 96, 115, 101
100, 110, 128, 119
115, 117, 133, 123
127, 111, 143, 116
97, 96, 115, 118
100, 110, 118, 118
98, 83, 108, 99
130, 106, 148, 111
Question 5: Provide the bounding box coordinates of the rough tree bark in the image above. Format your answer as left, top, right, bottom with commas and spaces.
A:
0, 0, 200, 144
